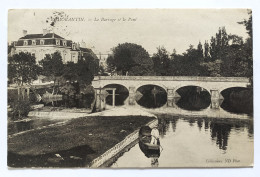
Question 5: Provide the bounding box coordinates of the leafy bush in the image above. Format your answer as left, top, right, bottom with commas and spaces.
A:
11, 99, 31, 121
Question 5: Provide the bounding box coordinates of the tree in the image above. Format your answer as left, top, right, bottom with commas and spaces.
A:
106, 55, 116, 75
201, 59, 222, 77
220, 43, 249, 77
76, 58, 94, 86
209, 27, 229, 61
8, 52, 40, 86
179, 45, 204, 76
81, 52, 99, 76
197, 42, 204, 59
219, 12, 252, 78
238, 10, 252, 39
152, 46, 171, 76
238, 10, 253, 85
39, 51, 64, 93
62, 61, 78, 82
204, 41, 210, 59
109, 43, 154, 76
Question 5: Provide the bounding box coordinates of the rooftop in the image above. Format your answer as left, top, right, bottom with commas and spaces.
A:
19, 33, 64, 40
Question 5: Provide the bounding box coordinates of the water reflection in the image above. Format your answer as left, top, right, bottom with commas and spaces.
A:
111, 116, 253, 167
42, 94, 94, 109
210, 122, 231, 150
176, 86, 211, 111
221, 87, 253, 115
136, 85, 167, 108
139, 126, 161, 167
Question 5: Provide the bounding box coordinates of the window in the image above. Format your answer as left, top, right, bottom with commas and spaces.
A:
32, 40, 36, 45
40, 40, 45, 45
72, 44, 76, 50
56, 39, 60, 45
23, 40, 28, 45
63, 40, 67, 46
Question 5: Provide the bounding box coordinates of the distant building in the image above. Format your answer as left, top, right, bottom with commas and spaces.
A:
11, 29, 97, 64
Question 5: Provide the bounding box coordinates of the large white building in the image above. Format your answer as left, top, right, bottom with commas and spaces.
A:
11, 30, 97, 64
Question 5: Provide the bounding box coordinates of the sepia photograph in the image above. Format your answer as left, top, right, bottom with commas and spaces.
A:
7, 9, 253, 168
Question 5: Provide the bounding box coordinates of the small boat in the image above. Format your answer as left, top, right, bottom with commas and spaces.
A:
138, 126, 161, 158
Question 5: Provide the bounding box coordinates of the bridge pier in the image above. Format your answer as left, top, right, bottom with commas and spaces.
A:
167, 88, 181, 100
128, 86, 136, 105
167, 98, 180, 108
167, 88, 181, 107
95, 88, 111, 111
210, 90, 224, 109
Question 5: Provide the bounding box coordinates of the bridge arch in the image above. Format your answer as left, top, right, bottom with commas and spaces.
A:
103, 83, 129, 106
135, 83, 168, 93
174, 85, 212, 111
173, 84, 211, 95
99, 83, 129, 91
103, 83, 129, 91
218, 85, 248, 94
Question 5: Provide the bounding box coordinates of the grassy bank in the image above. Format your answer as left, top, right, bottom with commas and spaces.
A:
8, 115, 155, 167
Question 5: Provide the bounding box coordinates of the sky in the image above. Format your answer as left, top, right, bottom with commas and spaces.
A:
8, 9, 250, 56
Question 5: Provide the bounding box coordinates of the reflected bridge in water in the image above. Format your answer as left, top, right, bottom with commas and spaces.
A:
92, 76, 251, 119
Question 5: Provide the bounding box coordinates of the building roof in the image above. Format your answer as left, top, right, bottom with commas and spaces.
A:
19, 33, 64, 40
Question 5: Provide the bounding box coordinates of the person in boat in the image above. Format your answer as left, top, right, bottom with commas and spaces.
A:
150, 127, 160, 145
151, 157, 159, 167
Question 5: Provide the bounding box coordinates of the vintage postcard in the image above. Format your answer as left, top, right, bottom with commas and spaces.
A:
7, 9, 253, 168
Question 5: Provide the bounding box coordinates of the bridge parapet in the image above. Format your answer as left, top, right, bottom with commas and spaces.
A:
94, 76, 250, 83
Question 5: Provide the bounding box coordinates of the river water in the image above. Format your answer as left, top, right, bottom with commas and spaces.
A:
111, 116, 253, 167
107, 85, 253, 167
8, 85, 253, 167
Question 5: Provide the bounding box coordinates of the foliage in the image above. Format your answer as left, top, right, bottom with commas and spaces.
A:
59, 82, 77, 96
106, 55, 116, 75
60, 59, 94, 96
39, 51, 64, 94
39, 51, 64, 82
108, 43, 154, 75
98, 65, 109, 76
62, 62, 78, 82
201, 60, 222, 77
8, 52, 40, 85
76, 58, 94, 86
169, 45, 205, 76
209, 27, 229, 61
152, 46, 171, 76
238, 10, 252, 39
238, 10, 253, 86
11, 99, 31, 120
81, 52, 99, 76
167, 12, 252, 78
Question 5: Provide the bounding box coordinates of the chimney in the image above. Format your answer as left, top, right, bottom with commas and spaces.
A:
43, 29, 47, 36
23, 30, 27, 37
80, 40, 86, 48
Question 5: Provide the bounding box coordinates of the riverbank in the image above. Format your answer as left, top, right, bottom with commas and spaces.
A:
8, 114, 156, 167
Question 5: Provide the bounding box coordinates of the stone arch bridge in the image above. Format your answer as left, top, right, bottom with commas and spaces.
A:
92, 76, 250, 109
